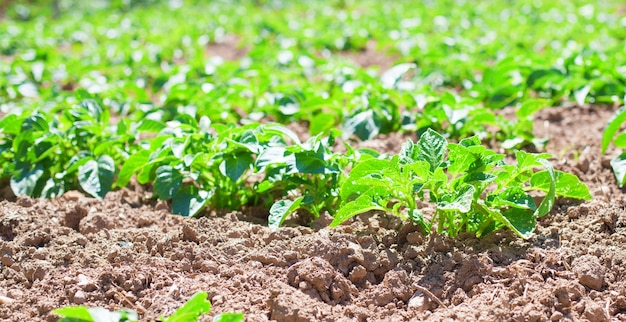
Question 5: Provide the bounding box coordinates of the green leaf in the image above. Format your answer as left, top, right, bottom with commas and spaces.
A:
310, 113, 335, 136
516, 99, 547, 119
531, 170, 591, 200
165, 291, 211, 322
437, 184, 475, 213
610, 151, 626, 188
214, 312, 245, 322
602, 104, 626, 154
533, 158, 556, 218
53, 306, 138, 322
502, 208, 536, 239
613, 132, 626, 149
219, 153, 253, 182
155, 165, 183, 200
138, 119, 166, 133
492, 187, 536, 210
78, 155, 115, 199
115, 150, 151, 188
10, 165, 44, 197
330, 194, 387, 227
268, 197, 304, 230
342, 110, 380, 141
172, 186, 212, 217
417, 128, 447, 172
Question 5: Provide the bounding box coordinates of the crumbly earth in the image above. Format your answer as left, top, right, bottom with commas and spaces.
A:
1, 39, 626, 321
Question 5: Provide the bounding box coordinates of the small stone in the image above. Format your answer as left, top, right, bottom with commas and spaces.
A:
550, 311, 563, 321
408, 291, 428, 311
572, 255, 604, 290
348, 265, 367, 284
583, 300, 609, 322
73, 290, 87, 304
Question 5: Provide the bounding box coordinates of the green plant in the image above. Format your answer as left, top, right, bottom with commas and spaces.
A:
330, 129, 591, 238
52, 291, 244, 322
602, 102, 626, 187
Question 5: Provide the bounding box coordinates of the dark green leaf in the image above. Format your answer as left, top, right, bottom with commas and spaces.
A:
154, 165, 183, 199
10, 165, 44, 197
219, 153, 253, 182
172, 186, 212, 217
78, 155, 115, 199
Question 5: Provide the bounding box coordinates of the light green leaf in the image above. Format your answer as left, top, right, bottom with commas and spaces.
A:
602, 104, 626, 154
417, 128, 447, 172
115, 150, 151, 188
492, 187, 536, 210
268, 197, 304, 230
78, 155, 115, 199
165, 292, 211, 322
534, 158, 556, 218
531, 170, 591, 200
330, 194, 387, 227
213, 312, 245, 322
437, 184, 475, 213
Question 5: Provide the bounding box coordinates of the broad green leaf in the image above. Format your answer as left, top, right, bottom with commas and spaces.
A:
516, 99, 547, 119
531, 170, 591, 200
289, 151, 338, 174
492, 187, 536, 210
447, 144, 476, 174
22, 113, 49, 132
268, 197, 304, 230
115, 150, 151, 188
610, 151, 626, 188
165, 291, 211, 322
310, 113, 335, 136
330, 194, 387, 227
602, 104, 626, 154
155, 165, 183, 199
137, 119, 166, 133
11, 165, 44, 197
437, 184, 475, 213
534, 158, 556, 218
214, 312, 245, 322
417, 128, 447, 172
53, 306, 138, 322
78, 155, 115, 199
474, 203, 535, 239
502, 208, 536, 239
172, 187, 212, 217
613, 132, 626, 149
219, 152, 253, 182
41, 178, 64, 198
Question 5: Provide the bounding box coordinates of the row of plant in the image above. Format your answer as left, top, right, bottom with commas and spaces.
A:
0, 91, 591, 238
